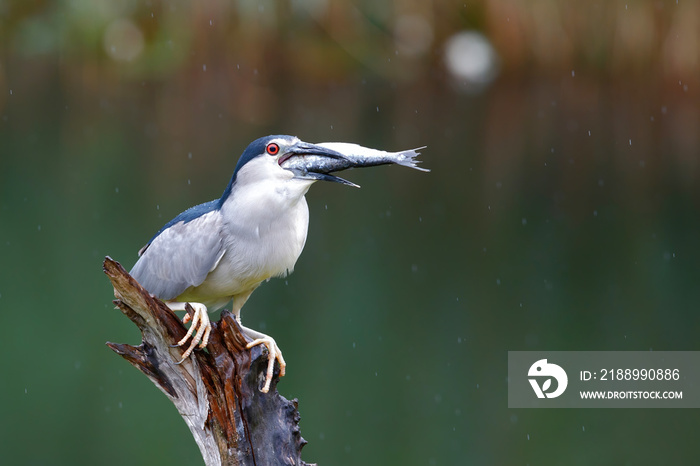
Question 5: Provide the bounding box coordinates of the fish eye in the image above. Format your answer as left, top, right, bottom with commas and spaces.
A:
266, 143, 280, 156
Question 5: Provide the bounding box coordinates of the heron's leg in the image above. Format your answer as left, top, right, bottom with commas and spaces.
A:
166, 301, 211, 362
231, 286, 284, 393
240, 325, 287, 393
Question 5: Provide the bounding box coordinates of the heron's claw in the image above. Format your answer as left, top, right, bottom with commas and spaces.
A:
243, 331, 286, 393
166, 302, 211, 362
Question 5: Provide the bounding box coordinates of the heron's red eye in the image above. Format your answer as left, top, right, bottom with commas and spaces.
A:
266, 143, 280, 155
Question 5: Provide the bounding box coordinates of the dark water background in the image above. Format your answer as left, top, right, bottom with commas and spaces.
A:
1, 2, 699, 464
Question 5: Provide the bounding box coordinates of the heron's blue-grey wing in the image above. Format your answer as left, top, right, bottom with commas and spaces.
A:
130, 209, 226, 300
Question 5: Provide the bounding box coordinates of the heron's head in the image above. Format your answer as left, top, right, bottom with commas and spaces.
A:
226, 135, 349, 190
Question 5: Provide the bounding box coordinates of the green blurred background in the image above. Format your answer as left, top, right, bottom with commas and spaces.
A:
1, 0, 699, 464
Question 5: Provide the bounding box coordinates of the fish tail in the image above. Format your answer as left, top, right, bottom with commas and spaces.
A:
396, 147, 430, 172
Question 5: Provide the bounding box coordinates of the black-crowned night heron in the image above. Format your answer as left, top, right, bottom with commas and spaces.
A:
130, 134, 426, 392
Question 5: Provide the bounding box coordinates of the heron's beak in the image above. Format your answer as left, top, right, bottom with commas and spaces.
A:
293, 171, 359, 188
279, 142, 358, 187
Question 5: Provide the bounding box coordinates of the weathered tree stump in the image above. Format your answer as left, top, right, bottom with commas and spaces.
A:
103, 256, 313, 466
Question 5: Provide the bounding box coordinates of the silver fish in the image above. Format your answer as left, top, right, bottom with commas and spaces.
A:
281, 142, 428, 187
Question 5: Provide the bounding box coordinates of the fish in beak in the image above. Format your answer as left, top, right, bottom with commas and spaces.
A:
279, 141, 359, 187
279, 140, 429, 188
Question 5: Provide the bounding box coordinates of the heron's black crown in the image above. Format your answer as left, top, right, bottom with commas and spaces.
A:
220, 134, 296, 202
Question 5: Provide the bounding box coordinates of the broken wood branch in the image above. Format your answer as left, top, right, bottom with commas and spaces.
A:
103, 256, 313, 466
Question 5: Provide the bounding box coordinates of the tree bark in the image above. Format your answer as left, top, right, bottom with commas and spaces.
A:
103, 256, 314, 466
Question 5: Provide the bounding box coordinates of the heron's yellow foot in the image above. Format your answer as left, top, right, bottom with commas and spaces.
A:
242, 327, 286, 393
